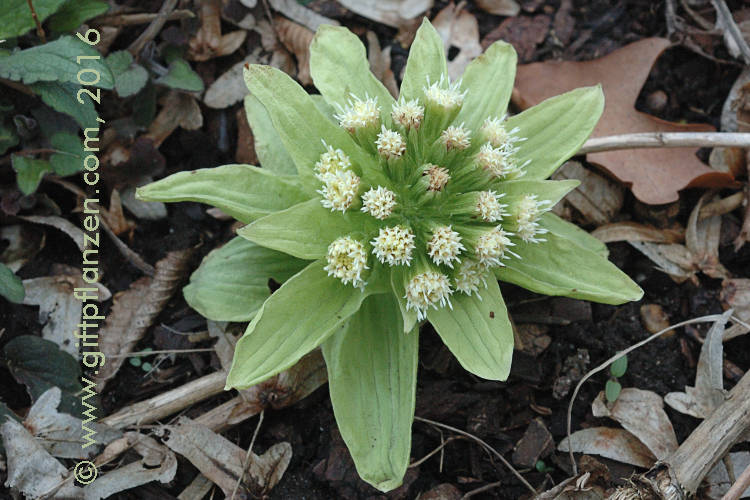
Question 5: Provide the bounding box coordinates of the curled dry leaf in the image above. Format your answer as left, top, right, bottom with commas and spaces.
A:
722, 278, 750, 323
268, 0, 339, 31
275, 17, 314, 86
0, 224, 44, 272
337, 0, 433, 28
515, 38, 736, 204
432, 3, 483, 80
22, 266, 111, 357
24, 387, 121, 459
54, 432, 178, 500
558, 427, 655, 468
188, 0, 247, 61
592, 222, 684, 244
592, 388, 678, 460
367, 31, 399, 98
665, 310, 733, 419
629, 240, 697, 283
639, 303, 672, 335
160, 417, 292, 497
685, 192, 729, 279
475, 0, 520, 16
204, 53, 261, 109
552, 161, 625, 225
95, 247, 195, 390
1, 418, 68, 499
100, 189, 136, 236
145, 91, 204, 147
19, 215, 86, 252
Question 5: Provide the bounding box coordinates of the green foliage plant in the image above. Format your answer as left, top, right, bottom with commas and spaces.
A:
137, 20, 643, 491
606, 354, 628, 402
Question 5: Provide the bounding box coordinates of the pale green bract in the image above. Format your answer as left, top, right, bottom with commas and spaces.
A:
137, 19, 643, 492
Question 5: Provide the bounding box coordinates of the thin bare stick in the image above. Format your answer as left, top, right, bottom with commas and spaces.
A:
461, 481, 502, 499
578, 132, 750, 154
128, 0, 178, 56
93, 10, 194, 27
108, 348, 215, 358
566, 314, 728, 475
414, 416, 537, 494
409, 436, 463, 468
26, 0, 46, 42
711, 0, 750, 64
232, 411, 264, 500
723, 462, 750, 500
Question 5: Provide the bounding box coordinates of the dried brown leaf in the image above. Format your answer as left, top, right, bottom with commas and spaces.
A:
19, 215, 85, 252
100, 189, 136, 236
366, 31, 399, 98
482, 14, 550, 61
160, 417, 291, 497
95, 247, 195, 390
552, 161, 625, 225
275, 17, 314, 85
188, 0, 247, 61
628, 241, 696, 283
337, 0, 433, 28
591, 222, 683, 244
515, 38, 736, 204
204, 54, 261, 109
722, 278, 750, 322
476, 0, 520, 16
146, 92, 203, 147
592, 388, 678, 460
269, 0, 339, 31
686, 192, 729, 279
558, 427, 655, 468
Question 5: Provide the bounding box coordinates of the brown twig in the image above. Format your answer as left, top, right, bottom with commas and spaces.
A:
578, 132, 750, 154
723, 463, 750, 500
92, 10, 194, 27
711, 0, 750, 64
25, 0, 46, 43
128, 0, 178, 57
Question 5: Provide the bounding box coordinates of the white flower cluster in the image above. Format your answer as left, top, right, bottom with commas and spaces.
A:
317, 78, 552, 319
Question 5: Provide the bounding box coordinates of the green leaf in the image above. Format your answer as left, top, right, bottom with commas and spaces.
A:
105, 50, 149, 98
29, 82, 98, 128
310, 25, 395, 124
495, 231, 644, 305
495, 179, 579, 209
0, 0, 67, 39
390, 269, 418, 333
136, 164, 309, 224
243, 64, 375, 191
322, 294, 417, 492
0, 36, 114, 88
540, 213, 609, 258
184, 237, 308, 322
0, 120, 19, 155
506, 86, 604, 180
48, 0, 109, 32
5, 335, 89, 415
0, 263, 24, 303
238, 198, 376, 260
610, 355, 628, 378
605, 380, 622, 402
226, 260, 370, 389
455, 41, 517, 131
12, 155, 52, 195
427, 277, 514, 380
400, 18, 447, 101
49, 131, 84, 176
155, 58, 204, 92
243, 95, 296, 175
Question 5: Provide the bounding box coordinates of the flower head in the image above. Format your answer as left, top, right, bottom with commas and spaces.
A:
405, 271, 453, 320
423, 164, 450, 191
476, 190, 507, 222
335, 95, 380, 132
392, 98, 424, 129
361, 186, 396, 220
475, 227, 514, 267
318, 170, 360, 212
315, 145, 351, 180
375, 126, 406, 159
440, 124, 471, 151
423, 75, 466, 110
325, 236, 369, 288
371, 225, 415, 266
454, 260, 487, 296
481, 116, 523, 149
427, 225, 464, 268
514, 195, 550, 242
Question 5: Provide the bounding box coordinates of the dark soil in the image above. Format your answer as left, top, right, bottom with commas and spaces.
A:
2, 0, 749, 499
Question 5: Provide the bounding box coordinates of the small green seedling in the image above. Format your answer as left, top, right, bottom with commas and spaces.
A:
606, 354, 628, 402
137, 19, 643, 491
128, 347, 154, 372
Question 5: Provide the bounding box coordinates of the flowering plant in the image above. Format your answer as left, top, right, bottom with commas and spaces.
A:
137, 19, 642, 491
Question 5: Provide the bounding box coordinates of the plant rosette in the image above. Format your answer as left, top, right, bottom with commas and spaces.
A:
137, 19, 643, 492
